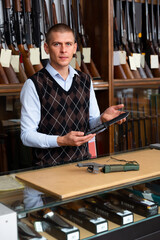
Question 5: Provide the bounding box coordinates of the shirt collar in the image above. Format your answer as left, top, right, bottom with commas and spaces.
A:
45, 62, 79, 80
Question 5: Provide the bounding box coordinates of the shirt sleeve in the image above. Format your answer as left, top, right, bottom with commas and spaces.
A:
20, 79, 59, 148
89, 80, 102, 129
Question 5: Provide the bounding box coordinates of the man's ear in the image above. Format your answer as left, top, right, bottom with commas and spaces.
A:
44, 42, 49, 54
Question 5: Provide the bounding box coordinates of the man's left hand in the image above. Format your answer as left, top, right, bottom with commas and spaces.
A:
101, 104, 126, 124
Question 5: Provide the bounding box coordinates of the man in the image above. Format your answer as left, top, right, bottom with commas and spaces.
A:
20, 23, 125, 208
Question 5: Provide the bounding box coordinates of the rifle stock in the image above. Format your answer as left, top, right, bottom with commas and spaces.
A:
114, 65, 127, 79
24, 0, 43, 72
68, 0, 92, 76
0, 63, 9, 84
8, 45, 27, 83
0, 44, 19, 84
81, 60, 92, 78
2, 0, 26, 83
125, 44, 141, 78
3, 65, 19, 84
18, 44, 35, 77
121, 61, 134, 79
120, 5, 141, 79
86, 59, 101, 80
113, 2, 134, 79
13, 0, 36, 77
51, 0, 58, 25
145, 0, 160, 77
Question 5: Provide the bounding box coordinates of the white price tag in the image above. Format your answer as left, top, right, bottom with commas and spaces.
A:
96, 222, 108, 233
30, 48, 40, 65
122, 214, 133, 225
34, 221, 43, 232
141, 199, 155, 205
133, 53, 141, 68
41, 43, 49, 60
67, 231, 79, 240
113, 51, 120, 66
119, 50, 126, 64
141, 54, 145, 68
82, 47, 91, 63
1, 49, 12, 67
150, 55, 159, 69
11, 55, 19, 73
129, 56, 137, 70
76, 51, 81, 67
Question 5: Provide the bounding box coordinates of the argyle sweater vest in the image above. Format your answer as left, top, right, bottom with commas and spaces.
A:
30, 68, 91, 166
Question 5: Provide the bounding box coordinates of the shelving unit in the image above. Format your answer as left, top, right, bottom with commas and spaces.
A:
82, 0, 160, 155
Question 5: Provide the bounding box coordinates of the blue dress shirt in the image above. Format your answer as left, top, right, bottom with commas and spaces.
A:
20, 63, 101, 148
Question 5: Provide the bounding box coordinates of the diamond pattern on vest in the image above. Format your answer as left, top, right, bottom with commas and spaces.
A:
31, 69, 91, 166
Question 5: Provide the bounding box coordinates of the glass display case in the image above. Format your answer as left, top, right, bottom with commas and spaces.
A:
1, 148, 160, 240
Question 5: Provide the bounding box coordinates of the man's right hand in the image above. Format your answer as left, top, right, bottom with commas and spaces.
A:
57, 131, 96, 147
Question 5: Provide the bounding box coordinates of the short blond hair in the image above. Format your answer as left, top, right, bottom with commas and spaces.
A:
46, 23, 76, 44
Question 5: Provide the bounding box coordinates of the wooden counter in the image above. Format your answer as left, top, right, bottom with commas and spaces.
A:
16, 148, 160, 199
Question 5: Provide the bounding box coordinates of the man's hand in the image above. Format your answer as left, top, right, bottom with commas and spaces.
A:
101, 104, 126, 124
57, 131, 96, 147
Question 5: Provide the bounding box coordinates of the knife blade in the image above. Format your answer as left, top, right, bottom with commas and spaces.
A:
85, 112, 129, 135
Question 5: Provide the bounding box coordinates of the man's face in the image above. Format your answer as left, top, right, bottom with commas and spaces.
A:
44, 31, 77, 70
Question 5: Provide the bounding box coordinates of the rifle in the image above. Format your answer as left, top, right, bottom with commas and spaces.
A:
68, 0, 91, 74
149, 97, 153, 144
124, 95, 128, 150
13, 0, 35, 77
43, 0, 51, 33
126, 0, 147, 79
50, 0, 58, 26
133, 0, 153, 78
113, 0, 127, 80
116, 97, 124, 151
114, 0, 134, 79
136, 94, 142, 148
0, 21, 9, 84
142, 105, 148, 146
76, 0, 101, 80
0, 63, 9, 84
155, 95, 159, 143
31, 0, 47, 68
144, 0, 160, 77
0, 31, 19, 84
60, 0, 67, 24
157, 0, 160, 53
130, 97, 136, 149
121, 1, 141, 79
151, 0, 159, 55
2, 0, 27, 83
